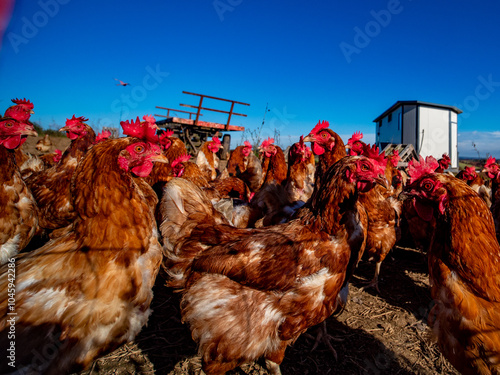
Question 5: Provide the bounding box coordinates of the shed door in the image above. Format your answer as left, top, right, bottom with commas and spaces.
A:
401, 105, 417, 147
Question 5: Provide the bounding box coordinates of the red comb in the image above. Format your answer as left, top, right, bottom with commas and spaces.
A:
485, 155, 497, 168
465, 166, 476, 174
348, 131, 363, 145
66, 115, 89, 127
407, 156, 439, 183
171, 154, 191, 167
95, 130, 111, 143
310, 120, 329, 135
388, 150, 400, 168
261, 137, 274, 148
143, 114, 156, 126
244, 140, 252, 149
364, 144, 387, 168
11, 98, 34, 109
121, 116, 158, 143
164, 129, 174, 137
441, 153, 451, 162
158, 132, 171, 146
53, 149, 62, 163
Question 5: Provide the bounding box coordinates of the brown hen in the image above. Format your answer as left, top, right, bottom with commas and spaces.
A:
0, 137, 167, 374
159, 155, 386, 375
0, 117, 39, 264
401, 157, 500, 374
26, 115, 96, 232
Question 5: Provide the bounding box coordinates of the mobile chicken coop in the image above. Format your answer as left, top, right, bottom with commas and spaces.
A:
155, 91, 249, 159
374, 101, 462, 169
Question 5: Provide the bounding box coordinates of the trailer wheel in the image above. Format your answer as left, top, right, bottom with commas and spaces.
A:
220, 134, 231, 160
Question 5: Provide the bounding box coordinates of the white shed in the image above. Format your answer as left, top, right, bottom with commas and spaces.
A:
373, 101, 462, 169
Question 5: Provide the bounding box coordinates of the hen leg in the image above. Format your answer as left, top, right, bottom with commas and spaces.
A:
305, 320, 341, 360
360, 261, 381, 293
265, 359, 282, 375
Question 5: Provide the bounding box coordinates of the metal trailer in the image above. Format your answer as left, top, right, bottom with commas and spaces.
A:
155, 91, 249, 160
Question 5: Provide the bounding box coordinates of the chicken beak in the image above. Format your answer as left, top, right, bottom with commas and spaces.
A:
30, 109, 35, 114
24, 129, 38, 137
398, 188, 416, 202
374, 175, 390, 189
151, 153, 169, 164
302, 135, 313, 143
398, 191, 410, 202
59, 126, 70, 132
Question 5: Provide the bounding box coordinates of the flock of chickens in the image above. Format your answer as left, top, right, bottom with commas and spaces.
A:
1, 97, 500, 375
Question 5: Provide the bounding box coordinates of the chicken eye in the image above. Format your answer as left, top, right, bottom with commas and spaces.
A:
5, 122, 13, 127
134, 145, 145, 153
422, 180, 434, 191
361, 163, 370, 171
321, 132, 328, 139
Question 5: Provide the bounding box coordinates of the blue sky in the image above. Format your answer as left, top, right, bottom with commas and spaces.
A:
1, 0, 500, 158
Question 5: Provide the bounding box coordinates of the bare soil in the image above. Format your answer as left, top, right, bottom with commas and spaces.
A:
23, 135, 71, 156
24, 136, 458, 375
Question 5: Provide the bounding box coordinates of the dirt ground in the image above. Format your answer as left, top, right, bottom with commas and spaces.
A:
24, 136, 458, 375
23, 134, 71, 156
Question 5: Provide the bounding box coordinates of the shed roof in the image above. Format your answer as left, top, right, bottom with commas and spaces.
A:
373, 100, 463, 122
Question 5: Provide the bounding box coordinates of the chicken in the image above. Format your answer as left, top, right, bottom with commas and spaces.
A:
171, 154, 253, 221
162, 129, 189, 160
347, 131, 364, 156
360, 147, 402, 292
0, 118, 39, 264
225, 140, 263, 192
483, 156, 500, 244
386, 150, 405, 195
196, 136, 222, 181
26, 115, 96, 232
40, 148, 62, 167
456, 166, 492, 208
243, 138, 304, 228
145, 129, 188, 188
0, 136, 168, 374
284, 135, 316, 202
35, 134, 53, 152
159, 155, 387, 375
399, 156, 440, 252
400, 156, 500, 374
242, 137, 316, 228
259, 137, 287, 186
3, 98, 39, 176
303, 120, 347, 190
436, 153, 451, 173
